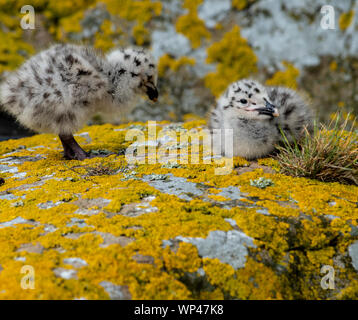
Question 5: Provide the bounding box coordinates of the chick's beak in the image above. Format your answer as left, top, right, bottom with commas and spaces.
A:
250, 99, 279, 118
265, 99, 279, 117
146, 85, 159, 102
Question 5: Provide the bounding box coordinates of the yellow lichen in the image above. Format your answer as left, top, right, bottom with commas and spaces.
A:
94, 19, 118, 52
204, 25, 258, 97
233, 156, 250, 168
132, 23, 150, 46
329, 60, 338, 71
176, 0, 211, 49
339, 10, 354, 31
104, 0, 161, 23
266, 61, 300, 90
0, 28, 34, 73
158, 54, 196, 77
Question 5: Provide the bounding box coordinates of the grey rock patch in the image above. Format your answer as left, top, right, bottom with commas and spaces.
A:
0, 158, 19, 164
333, 255, 346, 269
0, 217, 31, 229
162, 239, 174, 249
0, 156, 43, 165
328, 201, 337, 207
12, 172, 27, 179
99, 281, 132, 300
0, 193, 18, 200
152, 25, 191, 60
350, 225, 358, 237
0, 165, 18, 174
41, 224, 58, 235
224, 218, 237, 228
66, 218, 92, 228
53, 268, 78, 280
14, 257, 26, 262
63, 257, 88, 268
348, 241, 358, 272
118, 196, 157, 218
41, 174, 55, 180
158, 134, 176, 146
131, 139, 159, 149
256, 208, 270, 216
325, 214, 339, 221
197, 267, 206, 277
167, 230, 256, 270
38, 201, 64, 209
13, 180, 45, 191
159, 0, 185, 19
17, 242, 44, 254
142, 174, 203, 201
240, 0, 355, 71
198, 0, 231, 28
0, 216, 53, 236
54, 246, 66, 254
135, 196, 157, 212
144, 174, 168, 181
74, 208, 101, 216
217, 186, 244, 200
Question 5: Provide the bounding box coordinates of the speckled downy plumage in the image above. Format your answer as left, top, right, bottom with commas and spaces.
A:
0, 44, 158, 160
210, 79, 313, 159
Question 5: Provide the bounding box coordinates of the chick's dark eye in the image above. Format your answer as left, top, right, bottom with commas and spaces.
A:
240, 99, 248, 104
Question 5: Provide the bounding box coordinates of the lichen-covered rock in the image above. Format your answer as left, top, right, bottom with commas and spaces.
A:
0, 119, 357, 300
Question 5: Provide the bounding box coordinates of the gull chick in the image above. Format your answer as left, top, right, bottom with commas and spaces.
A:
210, 79, 313, 159
0, 44, 158, 160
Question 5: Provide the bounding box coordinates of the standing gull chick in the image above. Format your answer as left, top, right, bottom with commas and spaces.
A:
210, 79, 313, 159
0, 44, 158, 160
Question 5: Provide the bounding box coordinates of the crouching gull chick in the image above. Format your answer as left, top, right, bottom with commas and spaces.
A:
0, 44, 158, 160
210, 79, 313, 160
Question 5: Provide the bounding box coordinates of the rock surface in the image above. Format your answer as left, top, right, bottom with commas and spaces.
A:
0, 119, 357, 300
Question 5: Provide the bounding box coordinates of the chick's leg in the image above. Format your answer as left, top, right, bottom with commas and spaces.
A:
59, 134, 89, 160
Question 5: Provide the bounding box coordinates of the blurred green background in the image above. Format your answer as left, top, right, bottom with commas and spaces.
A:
0, 0, 357, 140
